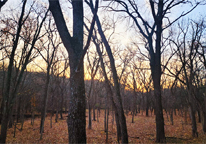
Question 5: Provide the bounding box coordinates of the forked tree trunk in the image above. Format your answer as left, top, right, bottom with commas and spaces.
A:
49, 1, 86, 142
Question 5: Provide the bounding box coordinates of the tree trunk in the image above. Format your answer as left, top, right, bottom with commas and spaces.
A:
184, 107, 188, 124
115, 111, 121, 142
97, 107, 99, 122
188, 94, 198, 137
146, 92, 149, 117
55, 109, 58, 123
49, 1, 86, 142
50, 111, 53, 128
91, 25, 124, 143
40, 65, 50, 135
104, 99, 107, 132
93, 107, 96, 121
17, 97, 21, 123
132, 111, 135, 123
88, 103, 92, 129
197, 110, 201, 123
202, 96, 206, 133
106, 107, 109, 143
8, 109, 14, 128
153, 76, 165, 143
0, 109, 9, 143
202, 111, 206, 133
60, 94, 64, 120
170, 109, 174, 125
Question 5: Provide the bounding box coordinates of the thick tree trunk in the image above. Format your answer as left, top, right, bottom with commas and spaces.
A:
115, 111, 121, 142
67, 69, 86, 143
49, 1, 86, 143
154, 81, 165, 143
202, 112, 206, 133
152, 58, 165, 142
150, 7, 165, 141
67, 2, 86, 141
0, 108, 9, 143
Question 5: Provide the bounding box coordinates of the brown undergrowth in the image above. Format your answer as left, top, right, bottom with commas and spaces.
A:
5, 110, 206, 143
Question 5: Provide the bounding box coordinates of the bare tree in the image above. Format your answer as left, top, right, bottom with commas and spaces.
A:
168, 19, 206, 136
85, 50, 99, 129
37, 16, 61, 139
48, 0, 98, 142
106, 0, 200, 142
85, 1, 128, 143
0, 1, 48, 142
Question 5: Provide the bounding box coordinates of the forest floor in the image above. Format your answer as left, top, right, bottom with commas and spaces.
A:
6, 110, 206, 143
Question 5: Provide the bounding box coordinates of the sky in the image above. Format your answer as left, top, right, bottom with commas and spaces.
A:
0, 0, 205, 78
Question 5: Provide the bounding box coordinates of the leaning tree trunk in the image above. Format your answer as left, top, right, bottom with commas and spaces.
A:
86, 30, 122, 142
94, 13, 128, 144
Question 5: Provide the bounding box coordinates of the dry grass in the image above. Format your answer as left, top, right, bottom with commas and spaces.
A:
6, 110, 206, 143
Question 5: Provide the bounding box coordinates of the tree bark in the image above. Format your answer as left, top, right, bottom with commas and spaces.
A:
49, 0, 86, 143
88, 103, 92, 129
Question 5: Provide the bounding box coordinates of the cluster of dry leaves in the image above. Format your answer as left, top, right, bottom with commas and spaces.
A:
6, 110, 206, 143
